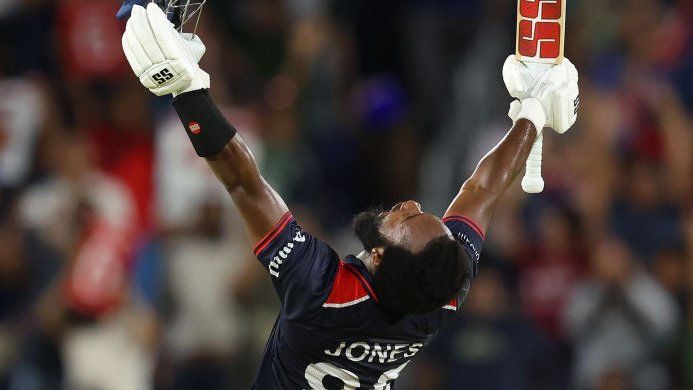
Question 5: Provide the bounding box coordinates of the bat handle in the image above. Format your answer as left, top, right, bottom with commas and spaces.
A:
522, 132, 544, 193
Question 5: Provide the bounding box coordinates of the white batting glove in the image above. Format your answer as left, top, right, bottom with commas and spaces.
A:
122, 3, 210, 97
531, 64, 578, 133
503, 55, 580, 134
503, 55, 547, 100
509, 98, 547, 134
508, 98, 543, 134
508, 99, 522, 123
549, 69, 579, 134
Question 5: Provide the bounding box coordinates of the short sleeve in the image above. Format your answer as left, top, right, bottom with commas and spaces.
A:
254, 212, 340, 318
441, 215, 485, 279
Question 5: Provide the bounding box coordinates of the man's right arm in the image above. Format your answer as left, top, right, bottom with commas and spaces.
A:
121, 4, 291, 243
203, 135, 290, 244
170, 87, 290, 244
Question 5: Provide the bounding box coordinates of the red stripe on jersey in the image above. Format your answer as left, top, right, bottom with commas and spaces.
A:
323, 261, 370, 308
343, 262, 380, 303
253, 212, 293, 256
441, 215, 486, 240
443, 298, 458, 311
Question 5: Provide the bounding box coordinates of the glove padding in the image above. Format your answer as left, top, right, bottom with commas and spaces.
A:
504, 55, 579, 134
122, 3, 209, 97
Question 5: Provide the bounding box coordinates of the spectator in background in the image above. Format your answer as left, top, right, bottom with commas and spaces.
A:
91, 80, 155, 230
18, 132, 134, 273
563, 237, 680, 390
0, 201, 63, 389
14, 131, 157, 390
162, 200, 252, 389
511, 204, 587, 386
516, 204, 586, 340
610, 159, 685, 265
56, 0, 128, 83
0, 76, 46, 191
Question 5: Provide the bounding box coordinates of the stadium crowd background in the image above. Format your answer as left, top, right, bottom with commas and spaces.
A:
0, 0, 690, 389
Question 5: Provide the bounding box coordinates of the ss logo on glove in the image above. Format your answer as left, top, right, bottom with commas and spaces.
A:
152, 68, 174, 85
122, 3, 210, 97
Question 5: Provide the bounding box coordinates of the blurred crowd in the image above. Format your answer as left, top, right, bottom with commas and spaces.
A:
0, 0, 690, 389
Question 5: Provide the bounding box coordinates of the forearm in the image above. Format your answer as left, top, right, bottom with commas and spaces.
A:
464, 119, 536, 197
173, 90, 288, 242
444, 118, 537, 230
121, 3, 288, 242
205, 138, 289, 237
204, 135, 259, 192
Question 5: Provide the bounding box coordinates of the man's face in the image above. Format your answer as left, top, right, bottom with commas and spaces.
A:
353, 200, 452, 253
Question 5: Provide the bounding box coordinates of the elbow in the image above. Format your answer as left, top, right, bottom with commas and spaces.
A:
223, 180, 243, 193
207, 159, 245, 193
205, 141, 254, 192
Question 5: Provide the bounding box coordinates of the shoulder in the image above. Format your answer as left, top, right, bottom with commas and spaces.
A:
322, 260, 379, 309
441, 215, 485, 241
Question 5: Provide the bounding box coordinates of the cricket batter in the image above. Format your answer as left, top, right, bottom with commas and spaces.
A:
120, 3, 578, 388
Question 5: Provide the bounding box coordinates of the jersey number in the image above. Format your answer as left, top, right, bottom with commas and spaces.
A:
304, 361, 408, 389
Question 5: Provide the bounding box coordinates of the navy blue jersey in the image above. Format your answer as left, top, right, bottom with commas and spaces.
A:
251, 212, 484, 389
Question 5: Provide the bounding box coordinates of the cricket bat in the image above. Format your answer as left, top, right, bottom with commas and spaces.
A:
516, 0, 567, 193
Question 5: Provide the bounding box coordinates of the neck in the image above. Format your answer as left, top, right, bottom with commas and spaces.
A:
356, 250, 376, 274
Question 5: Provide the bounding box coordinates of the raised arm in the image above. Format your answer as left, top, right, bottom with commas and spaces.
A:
121, 4, 288, 242
169, 77, 289, 244
203, 135, 289, 243
445, 57, 579, 232
444, 117, 537, 231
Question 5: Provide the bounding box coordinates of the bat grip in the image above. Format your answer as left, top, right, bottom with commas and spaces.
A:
522, 133, 544, 193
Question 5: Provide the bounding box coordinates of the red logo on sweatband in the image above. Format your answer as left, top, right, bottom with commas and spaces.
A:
188, 121, 201, 135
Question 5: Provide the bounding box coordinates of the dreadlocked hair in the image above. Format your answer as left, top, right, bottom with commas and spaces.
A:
372, 236, 471, 314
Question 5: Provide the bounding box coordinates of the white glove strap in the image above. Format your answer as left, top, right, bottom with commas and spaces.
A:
517, 98, 546, 134
508, 100, 522, 123
172, 69, 210, 98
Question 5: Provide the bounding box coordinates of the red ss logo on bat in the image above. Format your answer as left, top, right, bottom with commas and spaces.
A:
518, 0, 562, 59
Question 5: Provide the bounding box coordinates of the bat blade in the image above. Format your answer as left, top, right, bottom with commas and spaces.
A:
516, 0, 566, 65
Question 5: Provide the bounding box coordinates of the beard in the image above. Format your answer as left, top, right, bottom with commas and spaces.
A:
352, 207, 387, 250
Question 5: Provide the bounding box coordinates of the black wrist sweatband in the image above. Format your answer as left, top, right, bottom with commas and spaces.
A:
172, 89, 237, 158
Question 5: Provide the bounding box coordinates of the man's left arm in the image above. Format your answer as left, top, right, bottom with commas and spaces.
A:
445, 58, 579, 233
444, 116, 538, 233
441, 115, 540, 284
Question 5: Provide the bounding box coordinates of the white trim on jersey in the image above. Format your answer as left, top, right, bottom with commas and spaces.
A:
322, 296, 370, 308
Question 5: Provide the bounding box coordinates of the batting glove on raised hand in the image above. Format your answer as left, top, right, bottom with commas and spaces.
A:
504, 55, 579, 134
122, 3, 209, 97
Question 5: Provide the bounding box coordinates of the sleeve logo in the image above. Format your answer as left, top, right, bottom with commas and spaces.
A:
456, 232, 480, 261
268, 228, 305, 278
